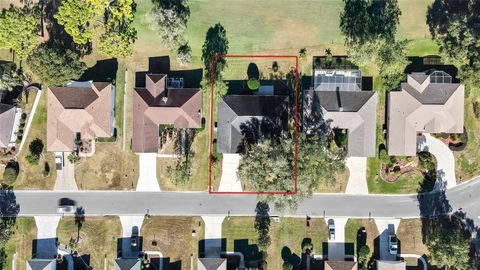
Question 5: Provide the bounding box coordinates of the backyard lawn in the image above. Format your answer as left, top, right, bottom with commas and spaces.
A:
4, 218, 37, 270
56, 216, 122, 270
222, 217, 327, 269
141, 217, 204, 270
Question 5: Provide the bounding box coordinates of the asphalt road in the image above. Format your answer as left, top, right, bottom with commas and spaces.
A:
6, 175, 479, 221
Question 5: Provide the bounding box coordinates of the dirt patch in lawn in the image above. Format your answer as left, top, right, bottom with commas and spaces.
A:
75, 142, 138, 190
315, 168, 349, 193
57, 216, 122, 270
141, 217, 204, 270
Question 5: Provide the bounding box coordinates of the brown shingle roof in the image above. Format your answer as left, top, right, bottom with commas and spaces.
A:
132, 74, 202, 153
47, 82, 113, 152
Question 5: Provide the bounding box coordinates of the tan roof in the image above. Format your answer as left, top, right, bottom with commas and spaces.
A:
324, 261, 358, 270
47, 82, 113, 152
376, 260, 406, 270
132, 74, 202, 153
387, 71, 464, 156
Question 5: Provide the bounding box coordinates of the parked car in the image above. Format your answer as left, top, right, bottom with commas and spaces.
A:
55, 153, 63, 170
57, 205, 76, 214
328, 219, 335, 240
389, 234, 398, 255
131, 226, 139, 248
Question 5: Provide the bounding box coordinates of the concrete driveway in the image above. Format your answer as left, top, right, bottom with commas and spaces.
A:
345, 157, 368, 194
202, 216, 225, 257
54, 153, 78, 191
417, 134, 456, 190
219, 154, 242, 192
325, 218, 348, 260
34, 216, 61, 259
119, 216, 144, 258
375, 219, 401, 261
137, 153, 160, 191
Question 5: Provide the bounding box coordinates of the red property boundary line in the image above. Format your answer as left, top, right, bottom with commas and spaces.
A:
208, 54, 299, 194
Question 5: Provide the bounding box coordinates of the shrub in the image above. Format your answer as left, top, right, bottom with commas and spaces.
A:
43, 162, 50, 177
177, 42, 192, 66
67, 152, 80, 164
299, 48, 307, 60
473, 101, 480, 119
26, 153, 39, 165
379, 148, 389, 162
247, 78, 260, 91
2, 167, 17, 184
272, 61, 279, 72
28, 138, 44, 156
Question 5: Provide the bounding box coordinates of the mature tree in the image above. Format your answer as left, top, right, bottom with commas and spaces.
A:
340, 0, 400, 45
54, 0, 107, 45
99, 0, 137, 58
27, 43, 87, 87
254, 202, 271, 250
238, 135, 345, 212
202, 23, 229, 82
0, 62, 25, 91
26, 138, 44, 165
177, 42, 192, 66
2, 168, 17, 185
0, 248, 6, 270
0, 6, 40, 60
377, 39, 410, 90
0, 184, 19, 245
427, 0, 480, 85
425, 216, 472, 270
98, 25, 137, 58
150, 0, 190, 48
358, 245, 370, 270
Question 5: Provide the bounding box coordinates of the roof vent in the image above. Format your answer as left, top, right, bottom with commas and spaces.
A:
161, 96, 168, 103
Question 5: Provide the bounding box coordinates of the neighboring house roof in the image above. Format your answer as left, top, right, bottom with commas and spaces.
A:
132, 74, 201, 153
114, 258, 141, 270
217, 95, 289, 153
26, 259, 56, 270
47, 81, 113, 152
324, 261, 358, 270
304, 69, 377, 157
387, 70, 464, 156
0, 103, 16, 148
197, 258, 227, 270
376, 260, 406, 270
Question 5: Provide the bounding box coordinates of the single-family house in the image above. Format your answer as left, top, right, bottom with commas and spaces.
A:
114, 258, 141, 270
217, 94, 289, 153
324, 260, 358, 270
197, 258, 227, 270
0, 103, 21, 150
303, 69, 377, 157
132, 74, 202, 153
47, 81, 114, 152
387, 70, 464, 156
26, 259, 57, 270
376, 260, 406, 270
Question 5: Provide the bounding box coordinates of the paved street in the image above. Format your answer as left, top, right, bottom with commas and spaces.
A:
8, 175, 480, 220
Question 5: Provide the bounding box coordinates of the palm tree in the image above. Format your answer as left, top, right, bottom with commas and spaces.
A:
74, 207, 85, 242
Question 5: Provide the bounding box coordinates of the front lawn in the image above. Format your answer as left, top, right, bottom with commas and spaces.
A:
141, 217, 204, 270
56, 216, 122, 270
396, 219, 430, 268
4, 218, 37, 270
222, 217, 327, 270
344, 219, 378, 257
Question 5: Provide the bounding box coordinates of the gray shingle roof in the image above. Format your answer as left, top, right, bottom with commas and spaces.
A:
114, 259, 141, 270
0, 103, 15, 148
217, 95, 289, 153
27, 259, 55, 270
198, 258, 226, 270
310, 90, 375, 112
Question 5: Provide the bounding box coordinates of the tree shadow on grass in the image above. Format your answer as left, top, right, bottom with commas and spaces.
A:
281, 246, 301, 267
79, 58, 118, 83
